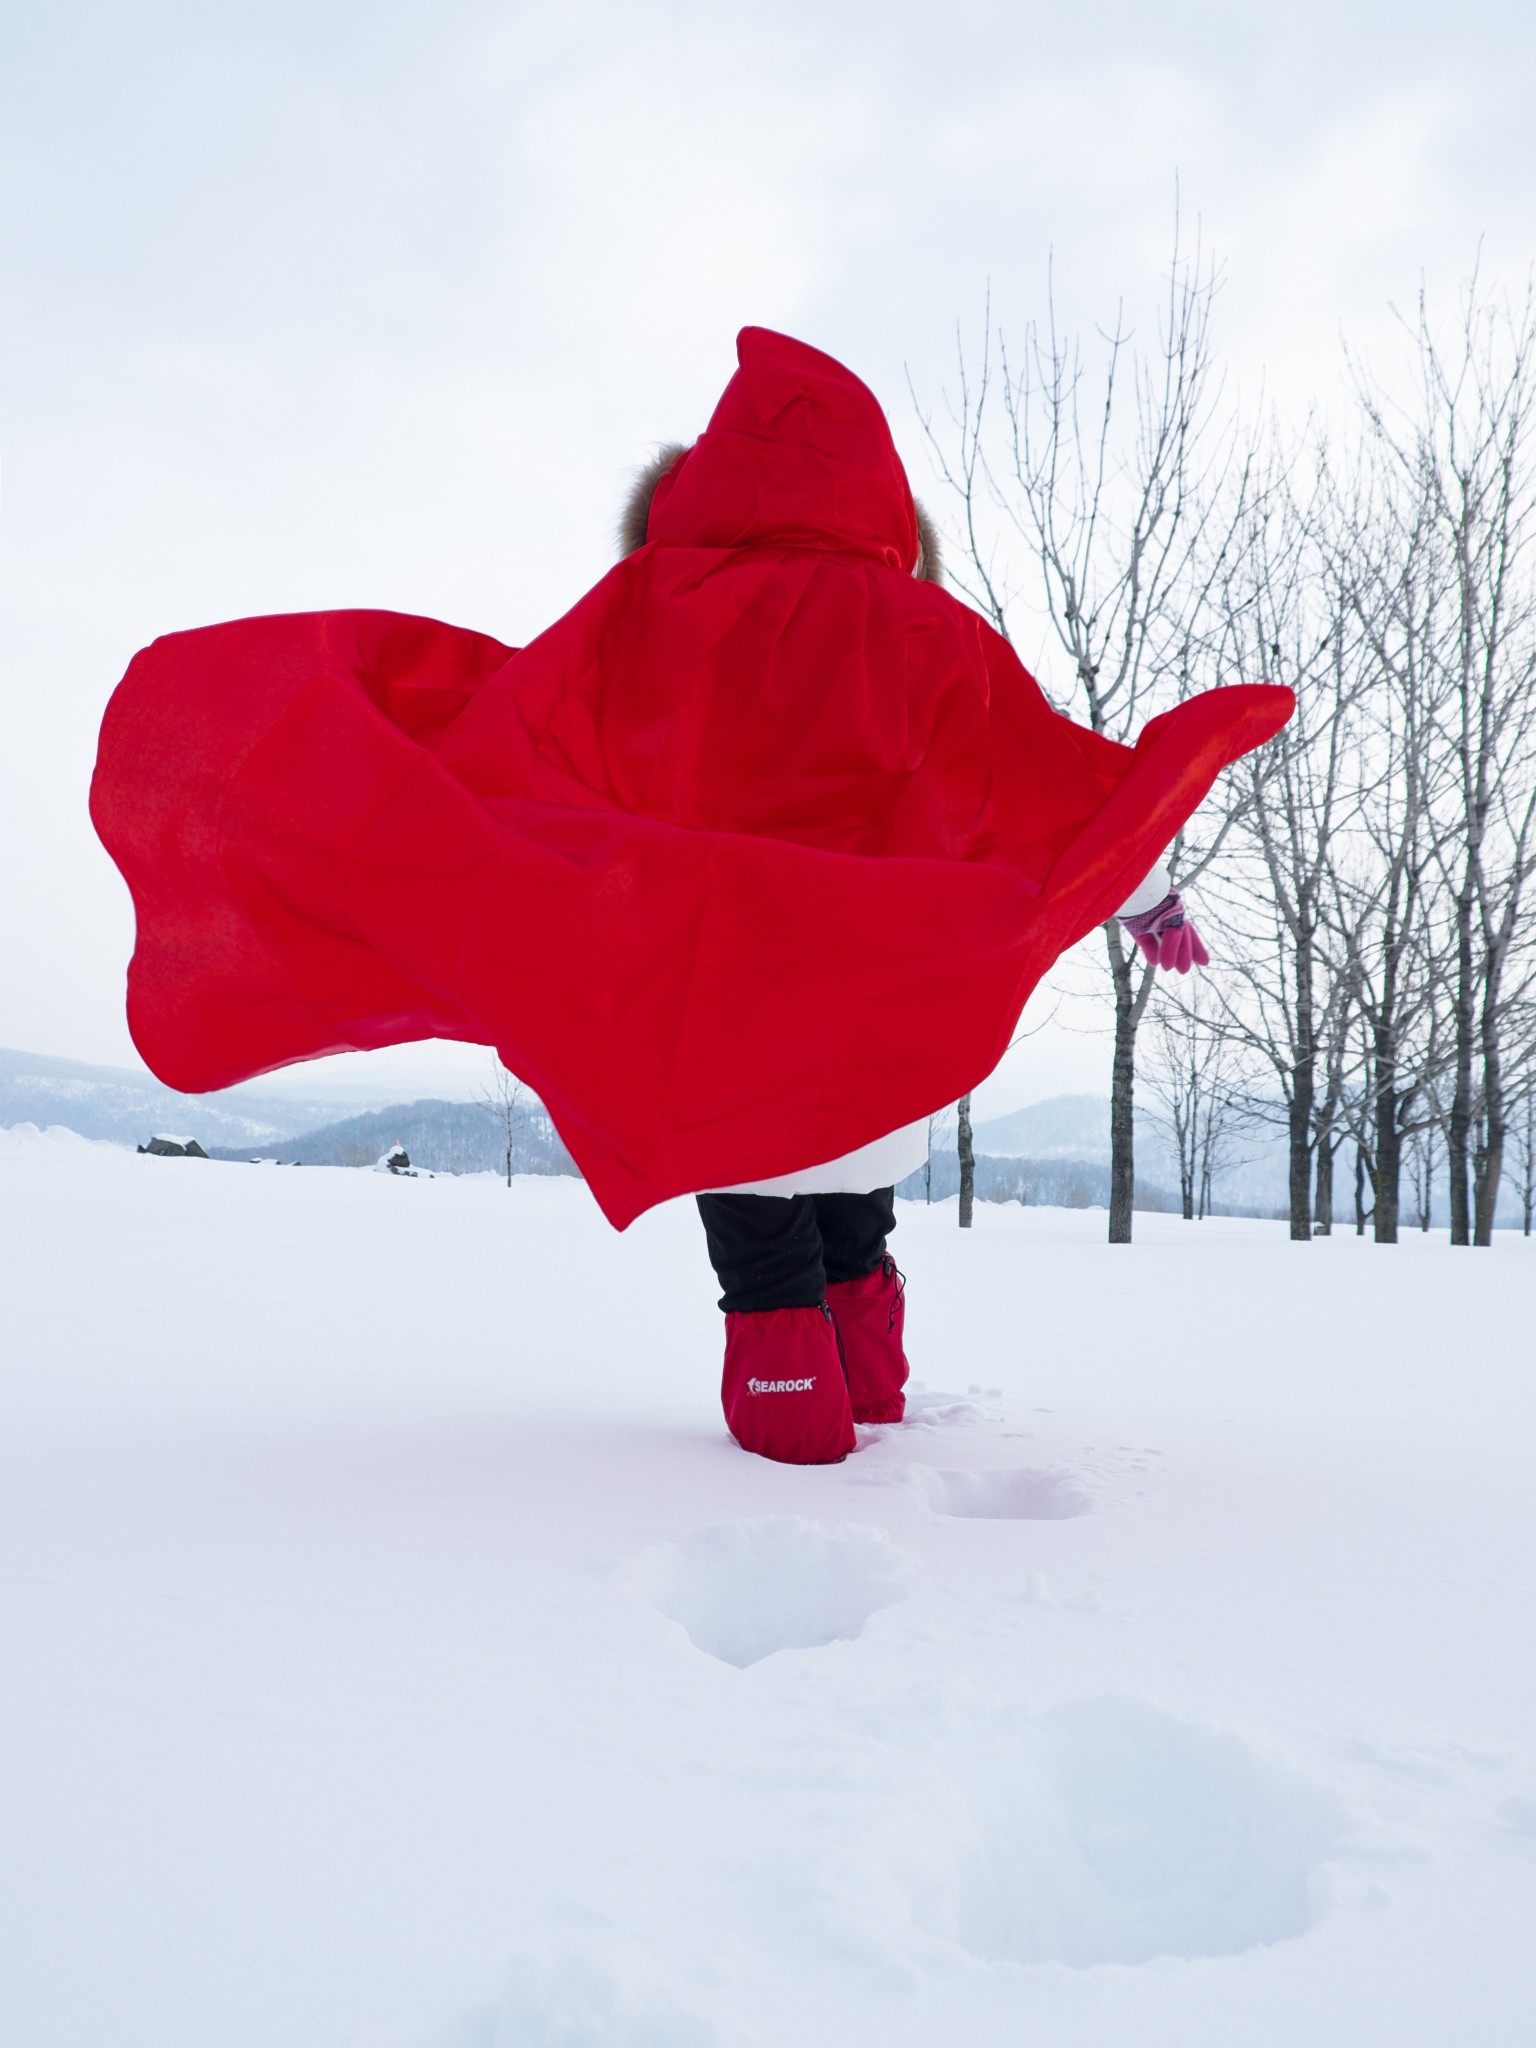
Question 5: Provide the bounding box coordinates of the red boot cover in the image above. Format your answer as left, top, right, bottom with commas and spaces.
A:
721, 1305, 856, 1466
826, 1257, 909, 1424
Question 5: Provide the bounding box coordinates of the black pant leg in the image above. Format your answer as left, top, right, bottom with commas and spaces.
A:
812, 1187, 897, 1286
695, 1192, 827, 1313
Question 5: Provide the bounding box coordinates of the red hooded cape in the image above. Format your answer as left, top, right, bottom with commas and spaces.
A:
91, 327, 1292, 1227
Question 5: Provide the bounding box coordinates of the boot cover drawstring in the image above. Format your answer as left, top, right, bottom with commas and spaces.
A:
881, 1254, 907, 1333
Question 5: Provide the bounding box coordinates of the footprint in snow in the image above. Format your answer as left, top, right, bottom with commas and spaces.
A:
875, 1697, 1345, 1969
633, 1517, 912, 1668
922, 1466, 1091, 1520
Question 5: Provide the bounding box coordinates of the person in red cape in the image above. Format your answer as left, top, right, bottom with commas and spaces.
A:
91, 326, 1293, 1466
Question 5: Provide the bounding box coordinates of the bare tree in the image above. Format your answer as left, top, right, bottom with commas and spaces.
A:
923, 1106, 950, 1204
1513, 1087, 1536, 1235
1144, 985, 1249, 1219
1405, 1118, 1438, 1231
1323, 426, 1453, 1244
479, 1054, 526, 1187
922, 248, 1536, 1251
1359, 275, 1536, 1244
1308, 962, 1360, 1237
1147, 1008, 1201, 1221
917, 217, 1243, 1241
1197, 1048, 1249, 1220
1201, 434, 1369, 1238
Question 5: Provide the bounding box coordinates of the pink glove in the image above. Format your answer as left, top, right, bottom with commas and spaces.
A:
1120, 890, 1210, 974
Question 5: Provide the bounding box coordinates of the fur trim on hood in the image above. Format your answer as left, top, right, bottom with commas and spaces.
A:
618, 444, 691, 558
619, 441, 943, 585
913, 500, 943, 586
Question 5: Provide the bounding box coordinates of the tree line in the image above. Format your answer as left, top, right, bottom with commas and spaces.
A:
919, 238, 1536, 1244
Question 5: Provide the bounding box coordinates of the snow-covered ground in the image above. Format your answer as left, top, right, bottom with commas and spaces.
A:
2, 1124, 1533, 2047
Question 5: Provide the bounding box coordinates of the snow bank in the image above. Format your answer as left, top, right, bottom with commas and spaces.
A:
0, 1118, 122, 1155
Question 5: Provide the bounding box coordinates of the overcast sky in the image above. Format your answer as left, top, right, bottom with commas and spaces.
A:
3, 0, 1533, 1110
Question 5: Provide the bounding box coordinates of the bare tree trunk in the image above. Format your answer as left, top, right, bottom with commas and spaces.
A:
1372, 1013, 1402, 1243
1448, 885, 1476, 1244
1315, 1138, 1335, 1234
1518, 1096, 1536, 1234
1107, 928, 1139, 1244
1475, 977, 1509, 1243
957, 1092, 975, 1229
1288, 931, 1316, 1239
1475, 1118, 1503, 1242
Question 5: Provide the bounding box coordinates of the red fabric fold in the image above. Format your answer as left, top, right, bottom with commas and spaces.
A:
92, 327, 1292, 1227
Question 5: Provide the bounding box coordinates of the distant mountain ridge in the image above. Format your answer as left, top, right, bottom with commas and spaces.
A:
938, 1092, 1293, 1215
970, 1095, 1114, 1160
896, 1149, 1182, 1213
0, 1047, 576, 1180
207, 1097, 578, 1178
4, 1046, 1293, 1211
0, 1046, 353, 1149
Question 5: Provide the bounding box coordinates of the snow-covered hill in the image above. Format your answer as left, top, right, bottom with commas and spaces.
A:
2, 1126, 1532, 2047
961, 1093, 1294, 1216
0, 1044, 422, 1149
969, 1092, 1118, 1159
0, 1048, 570, 1178
206, 1097, 578, 1177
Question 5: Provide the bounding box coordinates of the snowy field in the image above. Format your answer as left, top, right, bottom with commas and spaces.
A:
2, 1125, 1533, 2048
